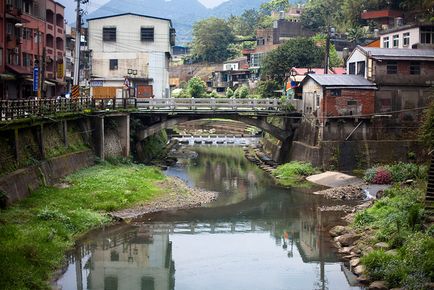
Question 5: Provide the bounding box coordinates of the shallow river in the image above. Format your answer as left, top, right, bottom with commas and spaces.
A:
57, 145, 362, 290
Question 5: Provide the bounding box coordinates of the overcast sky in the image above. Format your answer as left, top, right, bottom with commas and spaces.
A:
58, 0, 228, 23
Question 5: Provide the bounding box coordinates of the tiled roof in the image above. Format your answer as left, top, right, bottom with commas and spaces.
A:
305, 74, 376, 88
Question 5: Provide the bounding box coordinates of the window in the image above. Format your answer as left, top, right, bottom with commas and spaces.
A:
104, 277, 118, 290
140, 27, 154, 42
103, 27, 116, 41
0, 48, 3, 66
141, 277, 155, 290
403, 32, 410, 46
410, 61, 420, 75
349, 62, 355, 75
330, 89, 341, 96
347, 100, 357, 106
387, 61, 397, 74
357, 61, 365, 76
14, 52, 20, 65
109, 59, 118, 70
23, 53, 31, 66
421, 26, 434, 44
383, 36, 389, 48
23, 0, 31, 13
6, 23, 14, 36
7, 49, 13, 64
393, 34, 399, 47
23, 28, 32, 40
110, 251, 119, 262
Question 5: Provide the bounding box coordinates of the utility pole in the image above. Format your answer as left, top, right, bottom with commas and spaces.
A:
73, 0, 82, 86
324, 26, 330, 74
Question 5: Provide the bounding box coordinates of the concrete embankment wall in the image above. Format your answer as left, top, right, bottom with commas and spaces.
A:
0, 113, 131, 206
288, 118, 426, 171
0, 150, 95, 205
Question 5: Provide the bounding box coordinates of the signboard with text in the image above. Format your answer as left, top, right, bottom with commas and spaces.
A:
33, 66, 39, 92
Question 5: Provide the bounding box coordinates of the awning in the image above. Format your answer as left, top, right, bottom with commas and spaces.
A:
6, 64, 31, 75
0, 73, 16, 80
44, 80, 56, 86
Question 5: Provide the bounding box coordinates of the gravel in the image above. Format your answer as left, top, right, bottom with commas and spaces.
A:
314, 185, 365, 200
110, 176, 218, 220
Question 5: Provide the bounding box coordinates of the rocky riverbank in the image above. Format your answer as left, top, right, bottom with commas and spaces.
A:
110, 176, 218, 220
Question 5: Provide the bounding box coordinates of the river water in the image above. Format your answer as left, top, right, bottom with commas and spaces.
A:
57, 144, 362, 290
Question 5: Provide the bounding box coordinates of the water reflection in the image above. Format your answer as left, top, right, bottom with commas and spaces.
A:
57, 146, 361, 290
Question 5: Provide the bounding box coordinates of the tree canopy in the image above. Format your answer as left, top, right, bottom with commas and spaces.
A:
191, 18, 236, 63
261, 38, 323, 83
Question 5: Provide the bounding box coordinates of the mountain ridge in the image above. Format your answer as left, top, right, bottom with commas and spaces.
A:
83, 0, 270, 43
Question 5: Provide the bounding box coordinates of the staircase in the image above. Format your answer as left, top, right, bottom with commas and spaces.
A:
425, 154, 434, 224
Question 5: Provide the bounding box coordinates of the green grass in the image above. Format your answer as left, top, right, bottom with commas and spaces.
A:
354, 185, 434, 289
0, 163, 166, 290
272, 161, 317, 187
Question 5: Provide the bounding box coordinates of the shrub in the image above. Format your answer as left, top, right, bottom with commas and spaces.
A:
372, 167, 392, 184
364, 163, 427, 184
226, 87, 234, 98
273, 161, 317, 186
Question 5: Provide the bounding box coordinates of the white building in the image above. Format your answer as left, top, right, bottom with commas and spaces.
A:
88, 13, 175, 98
380, 24, 434, 49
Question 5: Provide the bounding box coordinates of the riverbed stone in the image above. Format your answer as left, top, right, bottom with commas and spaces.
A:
334, 233, 360, 247
374, 242, 390, 250
363, 246, 374, 255
350, 258, 360, 267
368, 281, 388, 290
386, 249, 398, 256
338, 246, 354, 254
353, 265, 365, 275
330, 225, 348, 237
356, 275, 370, 284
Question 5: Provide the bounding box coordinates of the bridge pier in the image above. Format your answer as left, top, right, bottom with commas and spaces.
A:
92, 116, 105, 160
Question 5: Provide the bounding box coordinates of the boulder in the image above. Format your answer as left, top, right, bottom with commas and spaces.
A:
334, 233, 360, 247
386, 249, 398, 256
368, 281, 388, 290
350, 258, 360, 267
329, 225, 348, 237
338, 246, 354, 254
356, 275, 370, 284
374, 242, 390, 250
353, 265, 365, 276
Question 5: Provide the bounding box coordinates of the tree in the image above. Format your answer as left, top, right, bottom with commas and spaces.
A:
312, 34, 343, 67
257, 80, 279, 99
301, 0, 343, 31
260, 0, 291, 13
187, 77, 207, 98
226, 87, 234, 98
262, 38, 323, 83
191, 18, 236, 63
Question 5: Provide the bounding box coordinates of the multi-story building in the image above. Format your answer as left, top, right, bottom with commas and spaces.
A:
379, 23, 434, 49
346, 46, 434, 120
0, 0, 66, 99
88, 13, 175, 99
210, 57, 250, 92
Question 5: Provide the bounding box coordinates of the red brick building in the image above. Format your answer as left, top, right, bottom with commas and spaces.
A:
0, 0, 65, 99
301, 74, 377, 123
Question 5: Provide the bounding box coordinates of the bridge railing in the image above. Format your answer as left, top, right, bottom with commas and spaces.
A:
136, 98, 281, 111
0, 97, 92, 122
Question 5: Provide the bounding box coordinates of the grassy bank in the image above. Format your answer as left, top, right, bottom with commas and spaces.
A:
272, 161, 317, 186
0, 163, 166, 290
352, 183, 434, 289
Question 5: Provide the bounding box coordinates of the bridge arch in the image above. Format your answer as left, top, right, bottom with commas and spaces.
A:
135, 114, 299, 143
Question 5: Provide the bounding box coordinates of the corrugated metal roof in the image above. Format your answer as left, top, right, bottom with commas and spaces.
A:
358, 46, 434, 59
306, 74, 376, 87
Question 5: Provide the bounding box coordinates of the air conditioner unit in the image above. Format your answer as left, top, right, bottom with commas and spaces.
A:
13, 47, 19, 54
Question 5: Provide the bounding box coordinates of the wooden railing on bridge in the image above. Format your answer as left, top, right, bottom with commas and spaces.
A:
0, 97, 283, 122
